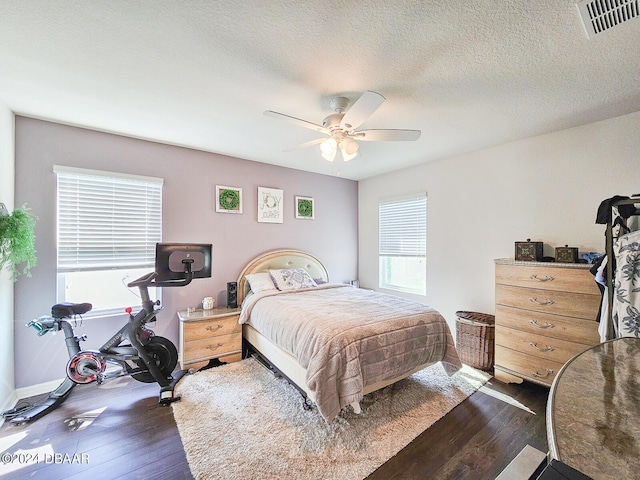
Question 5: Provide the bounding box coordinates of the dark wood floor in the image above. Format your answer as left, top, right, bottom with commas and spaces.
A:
1, 370, 549, 480
366, 376, 549, 479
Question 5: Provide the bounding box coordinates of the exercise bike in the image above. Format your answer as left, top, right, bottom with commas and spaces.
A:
3, 244, 211, 426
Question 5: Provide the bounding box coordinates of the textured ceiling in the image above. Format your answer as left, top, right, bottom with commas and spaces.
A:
1, 1, 639, 180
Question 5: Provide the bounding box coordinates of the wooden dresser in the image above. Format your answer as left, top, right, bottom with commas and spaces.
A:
494, 259, 600, 386
177, 307, 242, 370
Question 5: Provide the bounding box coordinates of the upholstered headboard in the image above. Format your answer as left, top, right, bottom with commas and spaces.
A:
236, 249, 329, 304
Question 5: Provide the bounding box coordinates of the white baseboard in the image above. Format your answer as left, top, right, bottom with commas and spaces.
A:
15, 378, 66, 400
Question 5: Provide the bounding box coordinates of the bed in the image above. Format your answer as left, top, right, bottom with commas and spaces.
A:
237, 249, 462, 422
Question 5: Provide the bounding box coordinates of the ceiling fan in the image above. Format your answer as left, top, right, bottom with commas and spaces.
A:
264, 91, 421, 162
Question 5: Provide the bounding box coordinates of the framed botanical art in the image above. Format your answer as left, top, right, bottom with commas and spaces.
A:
257, 187, 283, 223
216, 185, 243, 214
295, 196, 314, 219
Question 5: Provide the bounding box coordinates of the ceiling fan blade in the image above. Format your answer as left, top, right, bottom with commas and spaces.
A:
264, 110, 330, 135
354, 129, 421, 142
340, 91, 385, 131
282, 137, 327, 152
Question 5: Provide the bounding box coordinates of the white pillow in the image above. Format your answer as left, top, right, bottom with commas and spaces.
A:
246, 272, 278, 293
269, 268, 317, 291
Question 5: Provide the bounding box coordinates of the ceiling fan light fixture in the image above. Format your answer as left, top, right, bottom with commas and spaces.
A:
266, 91, 421, 165
320, 138, 337, 161
341, 149, 358, 162
321, 150, 337, 162
340, 137, 359, 162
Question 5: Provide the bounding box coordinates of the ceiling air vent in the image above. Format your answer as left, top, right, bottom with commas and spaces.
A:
577, 0, 639, 37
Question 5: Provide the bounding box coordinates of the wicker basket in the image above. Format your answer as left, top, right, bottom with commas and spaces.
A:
455, 311, 495, 371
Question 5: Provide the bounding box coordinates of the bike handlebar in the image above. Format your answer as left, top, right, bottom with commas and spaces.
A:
28, 261, 197, 336
127, 259, 195, 289
27, 317, 58, 336
127, 271, 158, 287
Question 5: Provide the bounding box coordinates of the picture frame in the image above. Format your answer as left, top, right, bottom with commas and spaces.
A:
216, 185, 243, 214
257, 187, 283, 223
295, 196, 314, 219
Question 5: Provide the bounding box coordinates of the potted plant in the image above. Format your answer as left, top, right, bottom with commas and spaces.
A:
0, 203, 37, 280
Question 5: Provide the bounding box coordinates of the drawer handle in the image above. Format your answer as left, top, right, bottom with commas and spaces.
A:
206, 343, 224, 350
529, 319, 555, 329
529, 297, 554, 306
206, 324, 224, 331
530, 274, 554, 282
531, 369, 554, 379
529, 342, 554, 352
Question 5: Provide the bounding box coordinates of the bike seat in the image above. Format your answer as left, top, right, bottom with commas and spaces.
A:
51, 302, 93, 319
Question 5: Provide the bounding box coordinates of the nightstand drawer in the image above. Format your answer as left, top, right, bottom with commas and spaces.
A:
496, 284, 600, 320
495, 327, 591, 365
184, 316, 240, 342
178, 307, 243, 369
495, 305, 599, 345
495, 345, 564, 386
184, 332, 242, 362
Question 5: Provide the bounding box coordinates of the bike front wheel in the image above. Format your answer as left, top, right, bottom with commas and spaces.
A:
132, 336, 178, 383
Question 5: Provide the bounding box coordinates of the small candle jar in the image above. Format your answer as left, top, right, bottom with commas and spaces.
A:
202, 297, 214, 310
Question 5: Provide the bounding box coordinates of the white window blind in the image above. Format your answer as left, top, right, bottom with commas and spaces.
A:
55, 166, 163, 273
379, 195, 427, 258
379, 194, 427, 295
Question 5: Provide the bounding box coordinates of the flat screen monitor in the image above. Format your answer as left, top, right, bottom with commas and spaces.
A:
155, 243, 212, 282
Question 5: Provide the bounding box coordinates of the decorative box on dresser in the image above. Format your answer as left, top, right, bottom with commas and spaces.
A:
177, 307, 242, 371
494, 259, 600, 386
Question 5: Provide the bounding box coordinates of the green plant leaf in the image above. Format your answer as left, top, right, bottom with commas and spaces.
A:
0, 205, 38, 281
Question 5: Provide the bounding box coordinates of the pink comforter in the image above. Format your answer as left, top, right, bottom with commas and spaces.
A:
239, 284, 461, 422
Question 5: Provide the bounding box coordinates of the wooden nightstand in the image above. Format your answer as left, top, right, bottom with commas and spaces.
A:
177, 307, 242, 370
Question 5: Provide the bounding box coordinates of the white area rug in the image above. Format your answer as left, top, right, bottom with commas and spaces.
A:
172, 357, 489, 480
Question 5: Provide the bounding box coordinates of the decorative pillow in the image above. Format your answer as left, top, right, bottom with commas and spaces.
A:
269, 268, 318, 291
314, 278, 328, 285
246, 272, 278, 293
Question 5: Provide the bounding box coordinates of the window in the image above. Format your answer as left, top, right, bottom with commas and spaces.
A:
379, 194, 427, 295
54, 166, 163, 316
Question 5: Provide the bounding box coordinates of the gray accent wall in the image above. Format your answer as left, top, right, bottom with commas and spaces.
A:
14, 116, 358, 389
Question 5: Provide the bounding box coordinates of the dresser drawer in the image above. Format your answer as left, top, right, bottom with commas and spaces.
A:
496, 264, 599, 295
183, 315, 241, 342
495, 345, 564, 386
495, 327, 591, 365
496, 284, 600, 320
184, 332, 242, 362
495, 305, 599, 345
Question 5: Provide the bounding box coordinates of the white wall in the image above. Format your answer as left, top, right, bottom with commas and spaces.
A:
359, 111, 640, 334
0, 104, 15, 413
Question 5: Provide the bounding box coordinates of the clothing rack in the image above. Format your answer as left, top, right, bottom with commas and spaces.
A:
604, 196, 640, 340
